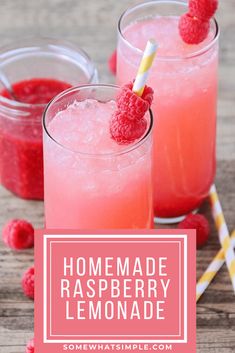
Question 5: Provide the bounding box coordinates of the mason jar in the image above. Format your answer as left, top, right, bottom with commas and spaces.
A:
0, 37, 97, 200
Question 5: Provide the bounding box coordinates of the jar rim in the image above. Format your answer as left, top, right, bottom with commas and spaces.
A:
0, 36, 97, 112
43, 84, 154, 158
118, 0, 220, 61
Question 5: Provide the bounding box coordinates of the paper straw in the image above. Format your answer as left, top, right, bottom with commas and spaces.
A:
210, 184, 235, 292
197, 230, 235, 302
132, 39, 158, 97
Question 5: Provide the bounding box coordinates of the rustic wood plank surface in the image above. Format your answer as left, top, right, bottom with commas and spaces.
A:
0, 1, 234, 352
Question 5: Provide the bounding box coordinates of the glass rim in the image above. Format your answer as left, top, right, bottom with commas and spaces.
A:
118, 0, 220, 61
43, 83, 154, 158
0, 36, 97, 111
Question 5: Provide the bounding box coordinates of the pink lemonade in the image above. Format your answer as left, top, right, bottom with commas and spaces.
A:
117, 3, 219, 221
43, 86, 153, 229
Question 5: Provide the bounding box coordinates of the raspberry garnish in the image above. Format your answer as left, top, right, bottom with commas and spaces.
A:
178, 213, 210, 248
25, 338, 34, 353
110, 111, 147, 144
108, 50, 117, 75
110, 82, 153, 145
2, 219, 34, 250
22, 266, 35, 299
179, 0, 218, 44
117, 82, 154, 121
179, 13, 210, 44
189, 0, 218, 21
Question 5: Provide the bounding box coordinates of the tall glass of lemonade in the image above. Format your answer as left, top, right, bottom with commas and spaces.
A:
43, 85, 153, 229
117, 0, 219, 223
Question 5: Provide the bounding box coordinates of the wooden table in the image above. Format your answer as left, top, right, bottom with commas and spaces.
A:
0, 1, 234, 352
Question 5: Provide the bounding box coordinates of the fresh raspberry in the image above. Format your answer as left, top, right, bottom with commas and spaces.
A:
25, 338, 34, 353
22, 266, 34, 299
110, 111, 147, 144
179, 13, 210, 44
189, 0, 218, 21
178, 214, 210, 248
116, 82, 154, 120
108, 50, 117, 75
2, 219, 34, 250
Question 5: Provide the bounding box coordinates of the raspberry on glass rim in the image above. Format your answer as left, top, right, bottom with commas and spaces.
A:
110, 39, 157, 145
179, 13, 210, 44
189, 0, 218, 21
116, 82, 154, 120
179, 0, 218, 44
110, 108, 148, 145
110, 82, 153, 144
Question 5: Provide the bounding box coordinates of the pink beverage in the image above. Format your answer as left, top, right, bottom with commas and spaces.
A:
43, 85, 153, 229
117, 1, 219, 222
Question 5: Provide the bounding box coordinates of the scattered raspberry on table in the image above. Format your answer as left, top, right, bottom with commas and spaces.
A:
22, 266, 35, 299
2, 219, 34, 250
178, 213, 210, 248
25, 338, 34, 353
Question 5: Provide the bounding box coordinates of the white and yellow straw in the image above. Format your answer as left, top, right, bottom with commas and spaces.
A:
210, 184, 235, 293
197, 230, 235, 302
132, 39, 158, 97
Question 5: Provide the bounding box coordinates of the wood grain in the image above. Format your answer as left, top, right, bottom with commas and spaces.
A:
0, 0, 234, 352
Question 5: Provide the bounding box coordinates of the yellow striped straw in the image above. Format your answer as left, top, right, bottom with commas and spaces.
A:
197, 230, 235, 302
132, 39, 158, 97
210, 184, 235, 293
